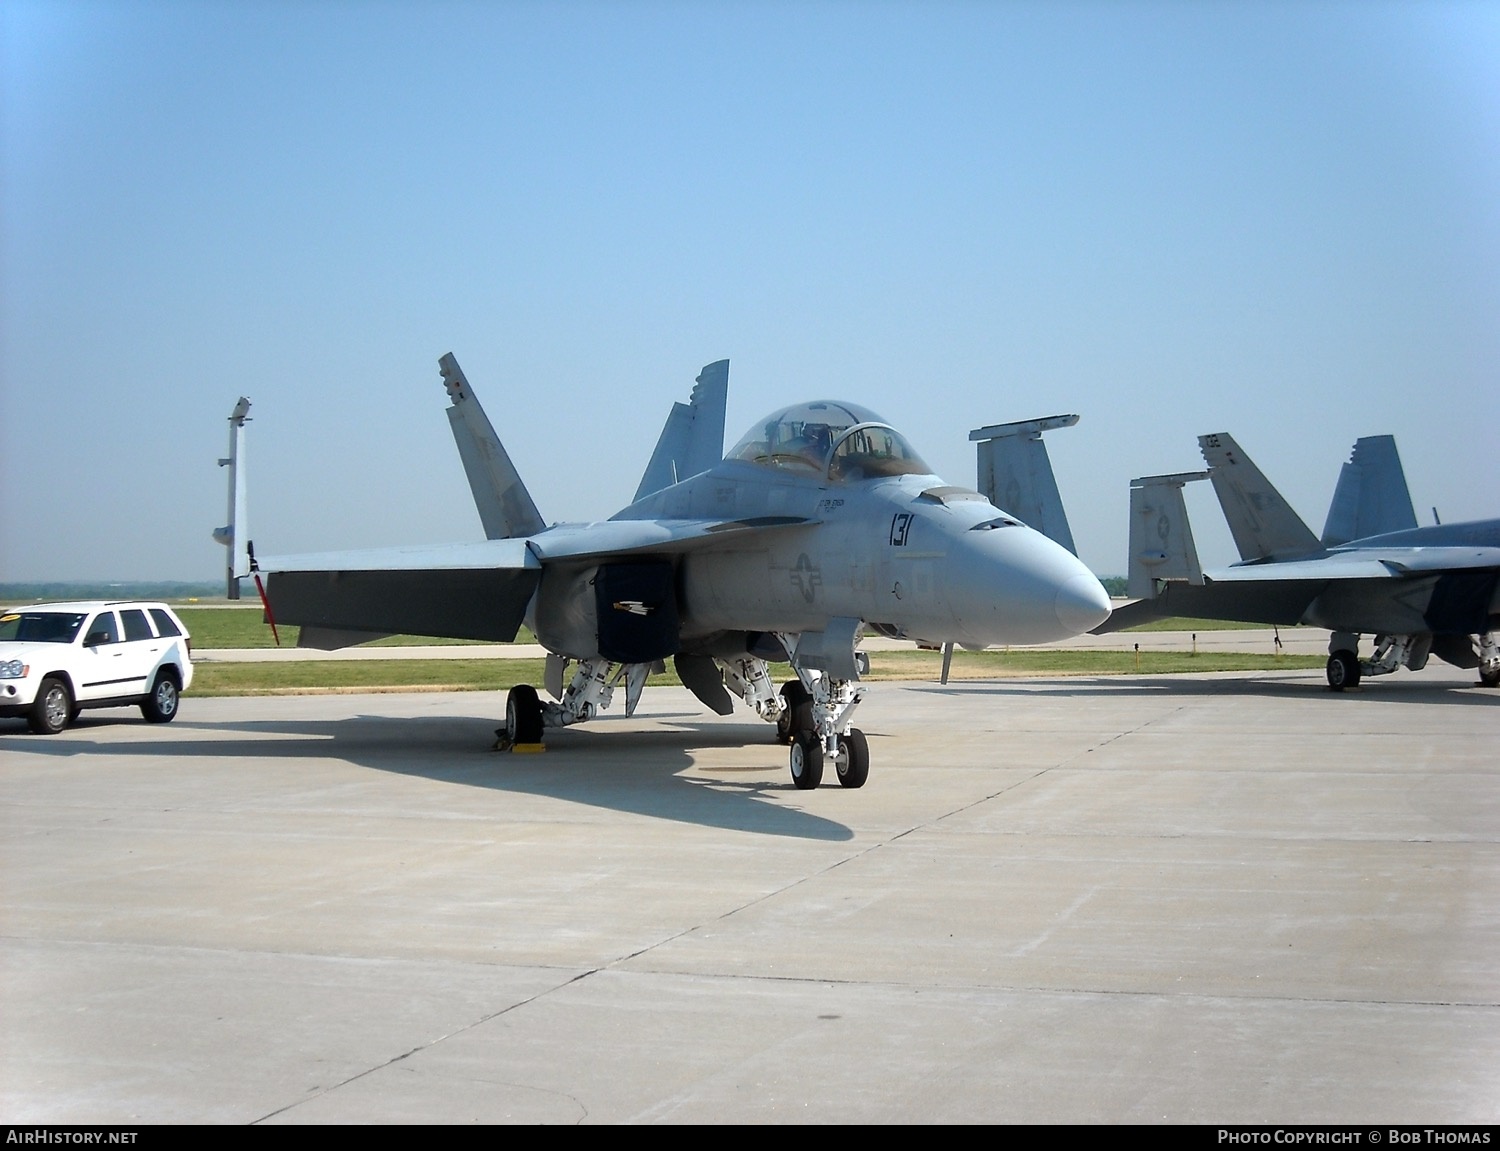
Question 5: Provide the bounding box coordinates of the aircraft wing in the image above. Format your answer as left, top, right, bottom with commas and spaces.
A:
1205, 546, 1500, 582
254, 538, 542, 649
254, 517, 816, 649
1093, 545, 1500, 635
1092, 579, 1330, 633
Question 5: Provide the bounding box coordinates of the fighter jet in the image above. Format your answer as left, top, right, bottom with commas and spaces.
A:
1098, 432, 1500, 691
242, 355, 1112, 788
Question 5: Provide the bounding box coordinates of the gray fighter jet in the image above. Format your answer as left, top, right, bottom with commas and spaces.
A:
243, 355, 1112, 788
1099, 432, 1500, 691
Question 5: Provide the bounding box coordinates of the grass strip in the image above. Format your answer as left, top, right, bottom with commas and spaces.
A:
188, 650, 1324, 697
178, 604, 1297, 654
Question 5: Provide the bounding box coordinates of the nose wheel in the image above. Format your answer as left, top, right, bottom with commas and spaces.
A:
790, 730, 823, 789
835, 728, 869, 789
788, 725, 869, 789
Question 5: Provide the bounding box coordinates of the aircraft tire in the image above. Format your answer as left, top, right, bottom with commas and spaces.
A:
28, 676, 73, 735
836, 728, 869, 789
790, 729, 823, 789
1326, 651, 1360, 692
141, 671, 180, 723
1480, 666, 1500, 688
776, 681, 811, 745
506, 684, 544, 744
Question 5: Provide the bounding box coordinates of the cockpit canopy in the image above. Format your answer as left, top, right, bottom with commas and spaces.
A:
728, 400, 934, 483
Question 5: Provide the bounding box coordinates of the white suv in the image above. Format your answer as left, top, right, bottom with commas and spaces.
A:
0, 601, 195, 734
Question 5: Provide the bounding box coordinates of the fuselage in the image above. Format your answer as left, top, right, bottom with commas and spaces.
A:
596, 401, 1111, 655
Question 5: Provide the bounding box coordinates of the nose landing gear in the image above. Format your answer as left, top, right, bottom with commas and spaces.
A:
776, 623, 869, 789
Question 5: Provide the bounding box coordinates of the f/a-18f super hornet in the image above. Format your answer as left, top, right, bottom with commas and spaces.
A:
1098, 431, 1500, 690
239, 355, 1112, 788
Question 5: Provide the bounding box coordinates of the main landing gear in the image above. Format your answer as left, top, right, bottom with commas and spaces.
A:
499, 657, 657, 748
1328, 632, 1428, 692
1480, 632, 1500, 688
1327, 629, 1500, 690
497, 629, 877, 789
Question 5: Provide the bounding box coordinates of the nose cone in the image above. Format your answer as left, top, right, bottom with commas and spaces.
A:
946, 527, 1112, 646
1055, 571, 1112, 635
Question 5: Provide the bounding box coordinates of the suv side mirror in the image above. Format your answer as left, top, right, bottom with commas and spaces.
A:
85, 630, 111, 646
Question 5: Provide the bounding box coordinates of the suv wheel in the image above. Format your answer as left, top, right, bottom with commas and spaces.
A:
29, 676, 73, 735
142, 671, 180, 723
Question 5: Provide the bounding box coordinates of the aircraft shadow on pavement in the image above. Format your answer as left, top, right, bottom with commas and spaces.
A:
0, 711, 855, 842
911, 673, 1499, 707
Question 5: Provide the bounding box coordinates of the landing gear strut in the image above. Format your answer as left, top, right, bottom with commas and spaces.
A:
776, 622, 869, 789
497, 657, 657, 749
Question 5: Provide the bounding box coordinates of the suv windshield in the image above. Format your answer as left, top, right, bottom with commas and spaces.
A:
0, 611, 87, 643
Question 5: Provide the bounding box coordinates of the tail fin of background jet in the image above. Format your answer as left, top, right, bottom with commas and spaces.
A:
1127, 471, 1209, 599
1320, 435, 1418, 546
970, 414, 1080, 555
633, 359, 730, 502
1198, 432, 1319, 562
439, 353, 547, 540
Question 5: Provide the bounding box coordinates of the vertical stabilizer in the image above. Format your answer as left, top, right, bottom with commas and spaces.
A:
1128, 472, 1209, 599
1320, 435, 1418, 546
633, 359, 730, 501
970, 414, 1080, 555
439, 353, 547, 540
1199, 432, 1319, 561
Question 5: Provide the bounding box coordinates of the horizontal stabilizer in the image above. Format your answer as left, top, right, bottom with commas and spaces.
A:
439, 353, 547, 540
1321, 435, 1418, 547
970, 414, 1080, 555
1199, 432, 1319, 562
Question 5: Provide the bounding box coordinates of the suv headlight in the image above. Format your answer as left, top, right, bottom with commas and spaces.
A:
0, 659, 28, 678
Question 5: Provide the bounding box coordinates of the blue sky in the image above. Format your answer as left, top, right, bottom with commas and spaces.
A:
3, 0, 1497, 583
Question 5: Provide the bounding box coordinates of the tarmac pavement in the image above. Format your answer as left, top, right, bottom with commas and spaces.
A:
2, 666, 1496, 1123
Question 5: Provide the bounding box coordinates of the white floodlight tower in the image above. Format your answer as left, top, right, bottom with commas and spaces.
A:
212, 397, 252, 599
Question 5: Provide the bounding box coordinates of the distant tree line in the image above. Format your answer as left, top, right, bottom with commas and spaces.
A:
1, 581, 226, 603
